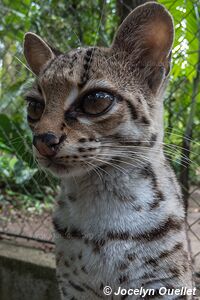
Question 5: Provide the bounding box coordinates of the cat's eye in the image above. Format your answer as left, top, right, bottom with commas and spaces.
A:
81, 91, 116, 116
27, 98, 44, 121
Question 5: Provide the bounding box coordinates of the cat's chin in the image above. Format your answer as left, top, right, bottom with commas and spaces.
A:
38, 160, 88, 178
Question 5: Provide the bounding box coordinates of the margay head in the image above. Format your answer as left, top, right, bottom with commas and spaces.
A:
24, 2, 173, 177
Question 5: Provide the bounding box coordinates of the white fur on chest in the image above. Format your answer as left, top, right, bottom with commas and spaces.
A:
54, 162, 187, 293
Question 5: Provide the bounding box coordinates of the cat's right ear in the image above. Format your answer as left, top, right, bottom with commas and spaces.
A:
24, 33, 55, 76
111, 3, 174, 93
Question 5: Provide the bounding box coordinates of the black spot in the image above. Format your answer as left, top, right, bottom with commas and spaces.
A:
136, 96, 142, 103
65, 110, 77, 122
70, 255, 75, 261
61, 287, 68, 296
78, 147, 85, 152
119, 274, 129, 284
119, 262, 128, 271
127, 253, 136, 261
149, 133, 157, 147
88, 147, 95, 151
141, 115, 150, 125
53, 218, 69, 238
92, 238, 106, 253
84, 238, 89, 245
57, 200, 65, 206
68, 280, 85, 292
79, 138, 87, 143
78, 251, 82, 260
145, 258, 158, 267
81, 266, 88, 274
83, 63, 88, 70
107, 230, 130, 240
61, 122, 66, 130
64, 260, 70, 267
73, 268, 78, 276
70, 228, 84, 239
169, 267, 181, 277
68, 195, 76, 202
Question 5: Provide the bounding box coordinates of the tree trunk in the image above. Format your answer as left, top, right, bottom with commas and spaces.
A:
116, 0, 156, 23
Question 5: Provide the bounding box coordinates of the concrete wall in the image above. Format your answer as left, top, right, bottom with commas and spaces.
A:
0, 240, 60, 300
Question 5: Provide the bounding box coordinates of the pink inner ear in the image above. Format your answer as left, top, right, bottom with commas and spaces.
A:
144, 18, 173, 64
111, 3, 174, 67
146, 19, 172, 52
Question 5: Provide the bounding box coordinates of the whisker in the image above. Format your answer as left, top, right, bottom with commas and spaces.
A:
14, 56, 36, 77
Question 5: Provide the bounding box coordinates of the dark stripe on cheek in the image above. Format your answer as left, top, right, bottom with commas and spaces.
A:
149, 133, 157, 147
141, 163, 165, 209
126, 100, 138, 120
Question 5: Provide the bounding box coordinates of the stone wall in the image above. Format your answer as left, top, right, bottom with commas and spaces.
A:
0, 240, 60, 300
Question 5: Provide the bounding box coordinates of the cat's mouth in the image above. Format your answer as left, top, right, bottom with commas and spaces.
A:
36, 156, 89, 177
38, 158, 69, 176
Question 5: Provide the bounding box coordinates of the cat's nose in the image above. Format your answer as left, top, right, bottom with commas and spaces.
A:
33, 132, 65, 157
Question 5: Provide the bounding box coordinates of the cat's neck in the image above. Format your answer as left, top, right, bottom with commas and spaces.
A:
61, 148, 165, 201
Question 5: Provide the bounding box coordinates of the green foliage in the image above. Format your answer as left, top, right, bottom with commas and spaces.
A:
0, 0, 199, 211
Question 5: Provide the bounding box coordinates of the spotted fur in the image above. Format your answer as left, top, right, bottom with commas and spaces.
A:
23, 2, 193, 300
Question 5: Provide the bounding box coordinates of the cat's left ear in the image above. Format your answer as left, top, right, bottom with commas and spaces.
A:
24, 32, 55, 75
111, 2, 174, 92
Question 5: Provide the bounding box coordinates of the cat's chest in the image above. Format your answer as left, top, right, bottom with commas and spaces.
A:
55, 234, 144, 290
53, 171, 179, 242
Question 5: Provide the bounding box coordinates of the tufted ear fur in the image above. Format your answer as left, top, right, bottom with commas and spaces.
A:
112, 2, 174, 93
24, 32, 55, 75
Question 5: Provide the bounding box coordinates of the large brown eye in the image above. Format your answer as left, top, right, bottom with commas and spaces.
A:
27, 99, 44, 121
81, 91, 115, 116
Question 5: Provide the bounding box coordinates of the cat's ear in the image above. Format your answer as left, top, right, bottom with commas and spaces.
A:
111, 2, 174, 92
24, 32, 55, 75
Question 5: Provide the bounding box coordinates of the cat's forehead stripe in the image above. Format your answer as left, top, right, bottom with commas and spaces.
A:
80, 47, 97, 87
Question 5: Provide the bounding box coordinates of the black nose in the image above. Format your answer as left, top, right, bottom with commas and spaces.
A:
33, 132, 65, 157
